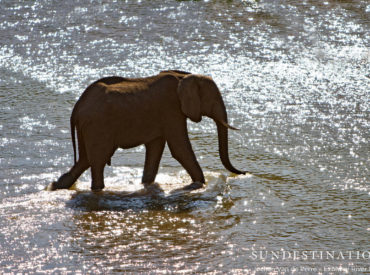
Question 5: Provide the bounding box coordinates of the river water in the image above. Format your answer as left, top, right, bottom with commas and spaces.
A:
0, 0, 369, 274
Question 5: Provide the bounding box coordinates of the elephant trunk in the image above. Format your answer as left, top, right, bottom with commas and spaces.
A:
211, 101, 245, 175
216, 121, 245, 175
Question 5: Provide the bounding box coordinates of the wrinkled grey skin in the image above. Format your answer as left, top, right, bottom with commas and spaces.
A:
51, 70, 244, 191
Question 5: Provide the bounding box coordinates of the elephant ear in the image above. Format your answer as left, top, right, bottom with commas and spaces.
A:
177, 75, 202, 122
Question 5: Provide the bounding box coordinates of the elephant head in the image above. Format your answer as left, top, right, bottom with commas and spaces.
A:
177, 74, 245, 175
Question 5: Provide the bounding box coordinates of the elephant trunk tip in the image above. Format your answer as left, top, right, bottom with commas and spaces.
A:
228, 167, 247, 175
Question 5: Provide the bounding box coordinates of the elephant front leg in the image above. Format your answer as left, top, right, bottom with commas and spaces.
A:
167, 131, 205, 190
142, 137, 165, 187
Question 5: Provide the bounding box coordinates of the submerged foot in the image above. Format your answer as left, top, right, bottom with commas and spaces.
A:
47, 181, 58, 191
143, 182, 164, 194
48, 173, 75, 190
182, 181, 205, 191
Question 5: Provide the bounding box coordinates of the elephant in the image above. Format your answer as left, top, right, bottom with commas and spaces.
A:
50, 70, 244, 191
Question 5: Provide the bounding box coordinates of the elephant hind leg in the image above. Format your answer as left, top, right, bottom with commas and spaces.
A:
51, 157, 90, 190
89, 150, 115, 191
85, 142, 116, 191
90, 162, 105, 191
51, 130, 90, 190
142, 137, 165, 186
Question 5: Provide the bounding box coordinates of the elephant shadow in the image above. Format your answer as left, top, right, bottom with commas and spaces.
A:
65, 182, 219, 213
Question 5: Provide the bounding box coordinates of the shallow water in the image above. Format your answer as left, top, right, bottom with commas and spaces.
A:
0, 0, 369, 273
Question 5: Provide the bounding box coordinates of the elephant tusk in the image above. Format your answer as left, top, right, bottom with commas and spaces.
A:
219, 120, 240, 131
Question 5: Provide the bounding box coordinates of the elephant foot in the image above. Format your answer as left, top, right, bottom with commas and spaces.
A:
182, 181, 205, 191
143, 182, 164, 194
47, 182, 58, 191
49, 173, 75, 190
91, 184, 105, 192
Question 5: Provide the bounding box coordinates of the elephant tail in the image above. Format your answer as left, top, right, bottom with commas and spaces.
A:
70, 108, 77, 165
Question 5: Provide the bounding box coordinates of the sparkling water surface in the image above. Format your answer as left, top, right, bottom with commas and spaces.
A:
0, 0, 369, 273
